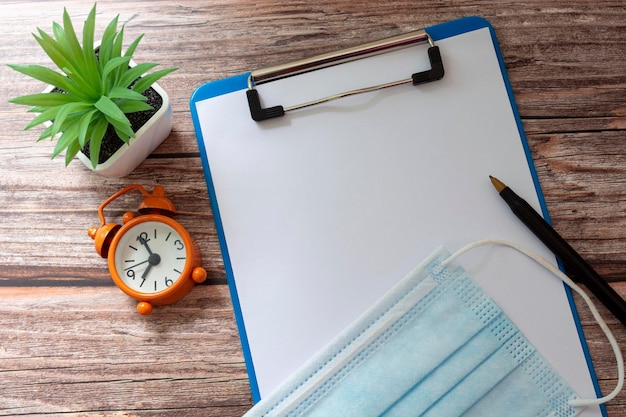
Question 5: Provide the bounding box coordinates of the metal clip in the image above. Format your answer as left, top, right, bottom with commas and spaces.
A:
247, 30, 444, 121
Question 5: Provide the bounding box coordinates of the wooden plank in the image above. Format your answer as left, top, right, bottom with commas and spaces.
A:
0, 286, 253, 416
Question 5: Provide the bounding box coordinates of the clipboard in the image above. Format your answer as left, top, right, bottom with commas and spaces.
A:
190, 16, 605, 415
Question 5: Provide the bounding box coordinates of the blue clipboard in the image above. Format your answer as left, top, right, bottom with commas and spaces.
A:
190, 16, 604, 414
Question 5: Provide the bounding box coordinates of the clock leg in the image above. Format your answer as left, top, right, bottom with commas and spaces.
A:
192, 267, 207, 284
137, 301, 153, 316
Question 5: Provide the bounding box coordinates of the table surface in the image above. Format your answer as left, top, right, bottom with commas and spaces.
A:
1, 1, 625, 416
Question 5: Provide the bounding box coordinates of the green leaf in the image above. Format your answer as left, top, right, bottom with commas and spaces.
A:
108, 86, 146, 101
124, 34, 144, 59
62, 7, 84, 64
94, 95, 127, 124
102, 56, 131, 87
114, 126, 133, 144
33, 29, 76, 75
49, 102, 92, 138
107, 115, 135, 140
116, 62, 158, 89
52, 22, 65, 45
51, 120, 79, 158
117, 100, 153, 113
9, 92, 77, 107
77, 109, 98, 146
98, 15, 120, 66
47, 111, 88, 159
24, 105, 64, 130
94, 96, 135, 142
8, 64, 85, 98
67, 73, 101, 99
64, 137, 82, 166
27, 106, 47, 113
87, 116, 110, 168
132, 67, 177, 94
38, 124, 56, 141
112, 27, 130, 82
82, 5, 101, 88
32, 29, 100, 98
112, 26, 125, 62
81, 55, 102, 94
82, 5, 96, 58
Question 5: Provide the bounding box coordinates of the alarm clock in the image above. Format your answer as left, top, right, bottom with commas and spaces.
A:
88, 184, 207, 315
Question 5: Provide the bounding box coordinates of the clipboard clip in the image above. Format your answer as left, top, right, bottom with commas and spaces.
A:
246, 30, 444, 121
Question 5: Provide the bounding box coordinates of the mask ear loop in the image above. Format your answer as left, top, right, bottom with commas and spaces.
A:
441, 238, 624, 408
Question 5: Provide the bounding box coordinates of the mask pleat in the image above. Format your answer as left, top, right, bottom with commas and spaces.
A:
420, 331, 533, 416
463, 353, 577, 417
379, 312, 510, 416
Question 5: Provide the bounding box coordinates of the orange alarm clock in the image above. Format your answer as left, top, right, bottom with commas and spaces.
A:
88, 184, 206, 315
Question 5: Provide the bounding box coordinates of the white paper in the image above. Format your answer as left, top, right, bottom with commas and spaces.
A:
195, 27, 601, 416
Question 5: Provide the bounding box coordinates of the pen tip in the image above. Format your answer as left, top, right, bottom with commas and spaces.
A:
489, 175, 507, 192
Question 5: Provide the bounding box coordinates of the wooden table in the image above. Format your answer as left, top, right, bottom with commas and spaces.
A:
1, 1, 625, 415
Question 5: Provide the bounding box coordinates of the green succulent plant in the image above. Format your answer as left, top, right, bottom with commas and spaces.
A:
8, 4, 177, 168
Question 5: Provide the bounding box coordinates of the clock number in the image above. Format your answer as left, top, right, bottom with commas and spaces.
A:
126, 269, 135, 280
165, 277, 174, 287
174, 239, 184, 250
136, 232, 150, 243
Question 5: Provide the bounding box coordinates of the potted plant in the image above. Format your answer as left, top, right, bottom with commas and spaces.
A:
8, 4, 177, 177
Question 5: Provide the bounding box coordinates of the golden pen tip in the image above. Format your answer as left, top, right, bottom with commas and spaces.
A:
489, 175, 507, 192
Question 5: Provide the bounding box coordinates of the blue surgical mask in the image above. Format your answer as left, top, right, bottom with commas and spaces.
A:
243, 240, 623, 417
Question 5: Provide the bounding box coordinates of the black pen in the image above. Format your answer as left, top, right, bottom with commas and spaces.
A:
490, 175, 626, 326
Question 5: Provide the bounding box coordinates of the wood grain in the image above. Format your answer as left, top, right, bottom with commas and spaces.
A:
0, 286, 252, 417
1, 0, 625, 415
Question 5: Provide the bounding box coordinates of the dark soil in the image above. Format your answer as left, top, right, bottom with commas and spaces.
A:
81, 86, 163, 164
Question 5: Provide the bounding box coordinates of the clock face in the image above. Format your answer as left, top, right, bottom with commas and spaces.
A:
113, 220, 189, 294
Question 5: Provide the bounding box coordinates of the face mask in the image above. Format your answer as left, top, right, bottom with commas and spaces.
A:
243, 239, 623, 417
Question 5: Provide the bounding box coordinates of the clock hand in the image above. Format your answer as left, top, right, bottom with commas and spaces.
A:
138, 236, 154, 256
124, 259, 150, 271
137, 235, 161, 273
142, 263, 153, 279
